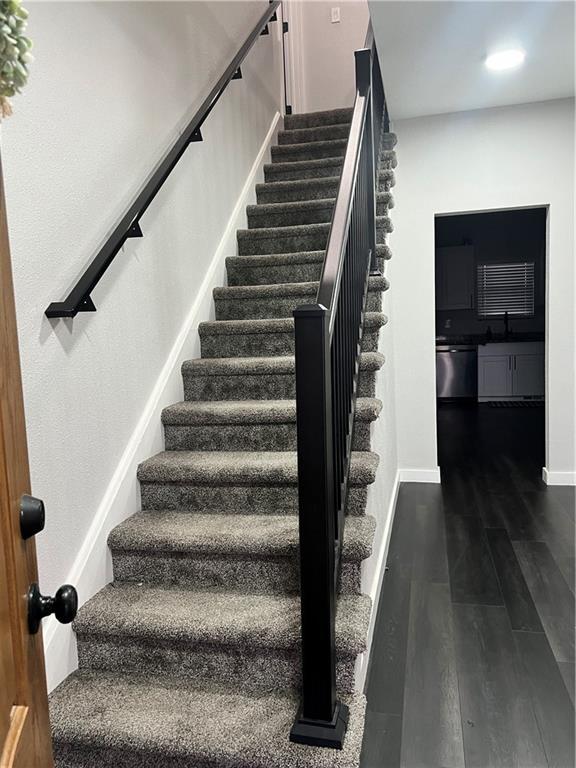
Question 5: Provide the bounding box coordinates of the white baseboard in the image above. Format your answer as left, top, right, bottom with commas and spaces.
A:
354, 468, 400, 693
398, 467, 441, 483
43, 111, 282, 693
542, 467, 576, 486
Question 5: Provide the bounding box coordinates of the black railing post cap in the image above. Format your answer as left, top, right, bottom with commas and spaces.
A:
293, 303, 329, 318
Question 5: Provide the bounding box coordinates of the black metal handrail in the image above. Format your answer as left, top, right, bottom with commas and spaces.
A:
45, 0, 281, 318
290, 33, 386, 750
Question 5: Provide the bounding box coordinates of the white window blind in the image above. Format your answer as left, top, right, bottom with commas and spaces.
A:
477, 262, 535, 317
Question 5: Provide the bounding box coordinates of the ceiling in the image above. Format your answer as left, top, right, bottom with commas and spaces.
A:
369, 1, 575, 120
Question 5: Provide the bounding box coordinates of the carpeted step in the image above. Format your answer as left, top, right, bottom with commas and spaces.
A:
162, 397, 382, 452
256, 174, 394, 205
271, 139, 347, 164
278, 123, 350, 145
137, 450, 379, 516
256, 176, 342, 204
379, 149, 397, 170
182, 351, 385, 402
381, 132, 397, 150
74, 584, 370, 694
264, 156, 344, 182
246, 193, 392, 229
199, 312, 387, 359
284, 107, 354, 130
213, 276, 388, 321
108, 510, 376, 594
226, 245, 391, 286
51, 672, 366, 768
237, 217, 392, 256
378, 168, 395, 192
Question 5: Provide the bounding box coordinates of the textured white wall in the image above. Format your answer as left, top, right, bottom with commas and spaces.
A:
389, 98, 575, 481
2, 0, 282, 609
357, 299, 399, 689
292, 0, 369, 112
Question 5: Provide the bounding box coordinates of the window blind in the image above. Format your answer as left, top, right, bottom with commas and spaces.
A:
477, 262, 535, 317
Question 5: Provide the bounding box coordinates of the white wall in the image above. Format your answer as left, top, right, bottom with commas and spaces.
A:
389, 98, 575, 483
1, 0, 283, 687
357, 300, 399, 689
287, 0, 369, 113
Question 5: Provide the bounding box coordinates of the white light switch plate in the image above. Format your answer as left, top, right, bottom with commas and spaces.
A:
331, 7, 340, 23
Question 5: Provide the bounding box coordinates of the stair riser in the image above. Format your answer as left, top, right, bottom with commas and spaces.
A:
284, 108, 353, 130
164, 421, 372, 453
247, 196, 390, 229
227, 257, 384, 286
271, 141, 346, 163
237, 218, 390, 255
213, 288, 382, 321
264, 159, 343, 182
76, 638, 357, 695
139, 483, 368, 516
256, 178, 340, 204
183, 367, 379, 402
110, 551, 362, 595
278, 124, 350, 145
200, 326, 381, 358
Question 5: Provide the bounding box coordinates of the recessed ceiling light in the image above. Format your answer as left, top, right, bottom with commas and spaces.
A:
485, 49, 526, 71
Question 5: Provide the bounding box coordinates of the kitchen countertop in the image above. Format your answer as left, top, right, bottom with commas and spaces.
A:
436, 333, 544, 346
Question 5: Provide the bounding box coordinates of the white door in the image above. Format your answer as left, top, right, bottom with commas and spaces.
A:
478, 355, 512, 397
512, 354, 545, 397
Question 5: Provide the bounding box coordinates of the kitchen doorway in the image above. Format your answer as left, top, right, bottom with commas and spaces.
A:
434, 207, 547, 481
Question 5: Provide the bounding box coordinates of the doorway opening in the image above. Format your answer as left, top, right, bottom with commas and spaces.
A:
434, 207, 547, 482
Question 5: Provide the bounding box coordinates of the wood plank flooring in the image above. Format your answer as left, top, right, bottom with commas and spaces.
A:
361, 403, 575, 768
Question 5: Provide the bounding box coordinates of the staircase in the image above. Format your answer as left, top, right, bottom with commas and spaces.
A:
49, 107, 397, 767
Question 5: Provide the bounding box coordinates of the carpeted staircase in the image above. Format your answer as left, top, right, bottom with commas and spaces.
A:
49, 107, 397, 768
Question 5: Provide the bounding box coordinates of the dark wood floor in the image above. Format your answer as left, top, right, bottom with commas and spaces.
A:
361, 402, 575, 768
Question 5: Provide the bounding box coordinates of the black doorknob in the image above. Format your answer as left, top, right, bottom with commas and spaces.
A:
28, 582, 78, 634
20, 495, 46, 539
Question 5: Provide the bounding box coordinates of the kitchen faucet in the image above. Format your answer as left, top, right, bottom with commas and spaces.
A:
503, 311, 511, 338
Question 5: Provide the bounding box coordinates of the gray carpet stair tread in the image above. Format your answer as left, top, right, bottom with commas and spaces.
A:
271, 139, 348, 162
50, 672, 365, 768
379, 149, 397, 168
284, 107, 354, 129
256, 177, 342, 203
236, 217, 392, 242
247, 192, 393, 216
162, 397, 382, 426
381, 132, 397, 149
182, 351, 385, 377
138, 449, 379, 485
278, 123, 350, 145
378, 168, 395, 186
108, 511, 376, 561
74, 584, 370, 655
264, 156, 344, 181
213, 276, 388, 302
226, 244, 391, 271
199, 312, 387, 338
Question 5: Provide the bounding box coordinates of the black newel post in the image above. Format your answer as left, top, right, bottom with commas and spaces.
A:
289, 304, 349, 748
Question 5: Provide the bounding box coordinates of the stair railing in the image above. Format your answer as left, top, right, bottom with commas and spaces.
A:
45, 0, 284, 319
290, 28, 386, 749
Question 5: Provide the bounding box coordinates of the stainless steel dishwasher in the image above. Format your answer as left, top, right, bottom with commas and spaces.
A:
436, 345, 477, 399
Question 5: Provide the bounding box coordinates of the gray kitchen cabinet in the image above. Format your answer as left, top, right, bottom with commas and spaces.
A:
478, 342, 544, 400
435, 246, 475, 311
